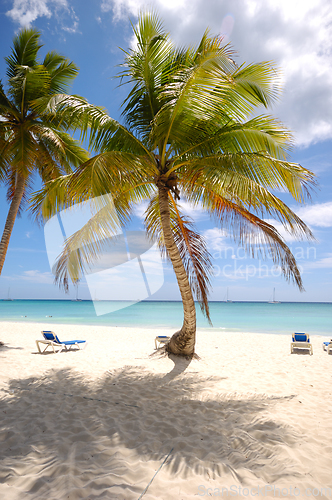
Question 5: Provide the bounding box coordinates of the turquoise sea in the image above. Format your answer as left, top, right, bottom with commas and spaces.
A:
0, 300, 331, 336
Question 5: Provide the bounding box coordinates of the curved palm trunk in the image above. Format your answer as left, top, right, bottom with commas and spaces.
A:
0, 174, 25, 275
158, 185, 197, 356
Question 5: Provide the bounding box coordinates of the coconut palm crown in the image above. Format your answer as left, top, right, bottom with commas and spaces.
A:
32, 13, 315, 357
0, 27, 90, 274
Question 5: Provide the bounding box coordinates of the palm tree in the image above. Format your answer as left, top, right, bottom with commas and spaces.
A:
0, 27, 90, 274
32, 13, 315, 357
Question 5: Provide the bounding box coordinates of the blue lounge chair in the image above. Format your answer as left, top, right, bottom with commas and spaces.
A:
291, 333, 313, 355
322, 340, 332, 354
36, 331, 87, 354
155, 335, 170, 349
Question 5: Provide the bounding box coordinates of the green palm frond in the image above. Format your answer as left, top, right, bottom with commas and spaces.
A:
47, 173, 156, 288
30, 126, 89, 177
167, 116, 293, 162
182, 169, 314, 241
51, 194, 130, 288
30, 94, 99, 134
31, 175, 79, 220
5, 28, 41, 79
68, 152, 156, 198
232, 61, 281, 108
118, 11, 173, 135
30, 150, 156, 222
43, 52, 79, 93
7, 64, 51, 111
179, 151, 315, 206
89, 114, 156, 157
199, 193, 305, 289
30, 94, 149, 156
5, 124, 38, 174
149, 40, 284, 159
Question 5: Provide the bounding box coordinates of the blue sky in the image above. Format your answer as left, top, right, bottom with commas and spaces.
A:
0, 0, 332, 302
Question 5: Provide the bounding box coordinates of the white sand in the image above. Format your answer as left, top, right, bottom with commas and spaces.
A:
0, 321, 331, 500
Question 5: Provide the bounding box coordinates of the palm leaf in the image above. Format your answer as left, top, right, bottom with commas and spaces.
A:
30, 150, 155, 223
5, 28, 41, 79
43, 52, 79, 93
178, 151, 315, 208
51, 194, 130, 288
188, 192, 305, 290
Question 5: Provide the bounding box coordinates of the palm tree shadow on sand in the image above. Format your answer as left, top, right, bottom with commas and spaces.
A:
0, 343, 24, 351
0, 367, 301, 499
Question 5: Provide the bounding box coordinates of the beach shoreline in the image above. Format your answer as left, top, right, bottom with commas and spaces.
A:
1, 321, 332, 499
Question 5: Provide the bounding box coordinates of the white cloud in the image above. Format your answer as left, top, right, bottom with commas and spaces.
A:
100, 0, 332, 147
6, 0, 79, 32
8, 270, 54, 284
6, 0, 53, 25
302, 253, 332, 270
133, 200, 149, 219
295, 201, 332, 227
177, 200, 208, 221
62, 19, 79, 33
203, 227, 228, 252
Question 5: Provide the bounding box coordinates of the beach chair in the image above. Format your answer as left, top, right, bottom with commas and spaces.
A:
36, 331, 87, 354
322, 340, 332, 354
155, 335, 170, 349
290, 333, 313, 355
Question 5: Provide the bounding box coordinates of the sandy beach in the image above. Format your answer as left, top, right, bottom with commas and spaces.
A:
0, 322, 331, 499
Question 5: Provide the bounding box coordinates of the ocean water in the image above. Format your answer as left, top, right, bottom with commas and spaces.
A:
0, 300, 331, 336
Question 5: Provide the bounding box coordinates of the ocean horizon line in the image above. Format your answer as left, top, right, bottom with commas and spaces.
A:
1, 299, 331, 304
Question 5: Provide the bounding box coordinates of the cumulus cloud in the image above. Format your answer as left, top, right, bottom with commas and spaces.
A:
100, 0, 332, 147
6, 0, 54, 25
295, 201, 332, 227
6, 0, 79, 33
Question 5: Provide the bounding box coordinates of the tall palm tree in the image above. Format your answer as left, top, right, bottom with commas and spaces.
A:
0, 27, 90, 274
32, 13, 315, 357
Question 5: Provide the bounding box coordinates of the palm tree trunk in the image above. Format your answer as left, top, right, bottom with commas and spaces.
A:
158, 185, 197, 356
0, 174, 25, 275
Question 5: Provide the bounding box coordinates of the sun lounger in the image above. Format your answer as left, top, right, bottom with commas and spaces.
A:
155, 335, 170, 349
322, 340, 332, 354
36, 330, 87, 354
291, 333, 313, 355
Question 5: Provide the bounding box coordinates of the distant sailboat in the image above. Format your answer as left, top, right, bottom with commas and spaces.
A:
269, 287, 280, 304
3, 287, 13, 301
72, 283, 82, 301
224, 287, 232, 303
